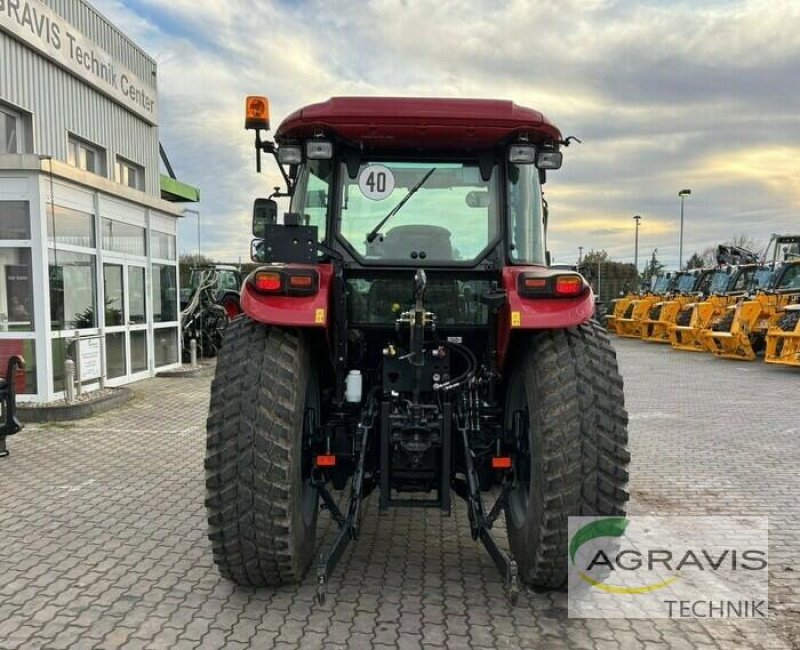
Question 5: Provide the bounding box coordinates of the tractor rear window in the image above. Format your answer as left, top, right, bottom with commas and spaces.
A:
338, 161, 498, 264
346, 277, 492, 326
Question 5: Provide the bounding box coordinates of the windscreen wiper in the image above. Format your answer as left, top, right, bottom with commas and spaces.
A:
365, 168, 436, 243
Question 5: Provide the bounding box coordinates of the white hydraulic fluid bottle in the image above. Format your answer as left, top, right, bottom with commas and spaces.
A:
345, 370, 363, 403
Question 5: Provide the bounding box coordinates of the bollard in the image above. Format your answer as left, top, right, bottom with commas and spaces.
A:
189, 338, 198, 368
64, 359, 76, 403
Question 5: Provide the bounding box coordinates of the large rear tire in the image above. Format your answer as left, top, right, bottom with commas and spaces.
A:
505, 321, 629, 589
205, 318, 319, 586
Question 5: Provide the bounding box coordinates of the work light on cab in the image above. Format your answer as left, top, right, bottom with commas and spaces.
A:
306, 140, 333, 160
277, 146, 302, 165
535, 150, 563, 170
508, 144, 536, 164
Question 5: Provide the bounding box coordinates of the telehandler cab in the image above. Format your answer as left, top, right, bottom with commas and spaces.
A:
205, 96, 629, 603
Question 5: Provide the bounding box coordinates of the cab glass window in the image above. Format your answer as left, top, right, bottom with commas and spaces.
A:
289, 159, 332, 241
507, 163, 546, 265
339, 161, 497, 264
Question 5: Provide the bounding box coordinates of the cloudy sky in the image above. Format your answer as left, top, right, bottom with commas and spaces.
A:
92, 0, 800, 269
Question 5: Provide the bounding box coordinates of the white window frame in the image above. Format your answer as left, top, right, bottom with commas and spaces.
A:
115, 156, 145, 191
67, 135, 107, 177
0, 105, 25, 154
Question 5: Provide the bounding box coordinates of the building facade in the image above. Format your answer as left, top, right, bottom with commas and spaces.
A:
1, 0, 197, 401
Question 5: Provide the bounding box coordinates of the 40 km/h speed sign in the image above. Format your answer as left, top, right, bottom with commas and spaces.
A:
358, 165, 395, 201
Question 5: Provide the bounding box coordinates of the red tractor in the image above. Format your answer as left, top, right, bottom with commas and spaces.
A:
205, 96, 629, 603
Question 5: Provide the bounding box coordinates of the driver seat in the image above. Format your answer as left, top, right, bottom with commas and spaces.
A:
381, 225, 453, 261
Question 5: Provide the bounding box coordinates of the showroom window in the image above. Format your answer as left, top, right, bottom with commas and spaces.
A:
151, 231, 176, 261
152, 264, 178, 323
0, 248, 35, 332
67, 135, 106, 176
0, 201, 31, 240
0, 202, 34, 333
47, 204, 96, 248
101, 218, 146, 256
48, 250, 97, 330
115, 156, 145, 191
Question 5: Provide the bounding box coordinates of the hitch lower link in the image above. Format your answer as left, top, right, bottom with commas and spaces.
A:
459, 424, 519, 604
312, 395, 377, 605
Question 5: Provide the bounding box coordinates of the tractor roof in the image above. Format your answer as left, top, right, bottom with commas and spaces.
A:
274, 97, 562, 151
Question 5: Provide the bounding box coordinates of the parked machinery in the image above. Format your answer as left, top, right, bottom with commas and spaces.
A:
703, 260, 800, 360
666, 246, 760, 352
180, 266, 242, 359
614, 273, 677, 338
606, 289, 637, 334
669, 264, 768, 352
640, 268, 717, 344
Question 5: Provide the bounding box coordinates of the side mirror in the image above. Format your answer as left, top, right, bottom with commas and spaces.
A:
252, 198, 277, 237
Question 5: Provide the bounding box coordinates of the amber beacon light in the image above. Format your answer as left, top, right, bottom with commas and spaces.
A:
245, 96, 270, 130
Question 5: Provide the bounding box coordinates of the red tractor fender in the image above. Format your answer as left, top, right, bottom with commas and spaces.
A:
240, 263, 334, 328
497, 266, 595, 370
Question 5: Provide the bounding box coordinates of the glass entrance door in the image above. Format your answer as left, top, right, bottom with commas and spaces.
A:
103, 261, 149, 384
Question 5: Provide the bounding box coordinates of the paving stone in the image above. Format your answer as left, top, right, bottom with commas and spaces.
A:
0, 348, 795, 650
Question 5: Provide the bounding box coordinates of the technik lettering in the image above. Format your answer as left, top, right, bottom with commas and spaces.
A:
1, 0, 156, 115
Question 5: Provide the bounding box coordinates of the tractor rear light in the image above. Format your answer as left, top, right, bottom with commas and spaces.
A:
518, 273, 550, 297
306, 140, 333, 160
518, 272, 588, 298
315, 454, 336, 467
289, 275, 313, 288
491, 456, 512, 470
524, 278, 547, 290
277, 145, 302, 165
250, 269, 318, 296
252, 271, 282, 292
286, 271, 319, 295
554, 275, 585, 296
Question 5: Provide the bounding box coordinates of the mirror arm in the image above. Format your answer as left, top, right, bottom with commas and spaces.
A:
254, 130, 294, 195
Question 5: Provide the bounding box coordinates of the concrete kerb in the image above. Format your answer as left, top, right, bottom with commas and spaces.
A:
17, 387, 134, 423
156, 363, 216, 378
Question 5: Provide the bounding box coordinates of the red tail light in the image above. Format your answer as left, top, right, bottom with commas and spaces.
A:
491, 456, 512, 470
554, 275, 584, 296
315, 454, 336, 467
518, 272, 587, 298
249, 268, 318, 296
253, 271, 281, 292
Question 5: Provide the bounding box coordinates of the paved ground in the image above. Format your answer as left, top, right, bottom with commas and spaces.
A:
0, 337, 798, 649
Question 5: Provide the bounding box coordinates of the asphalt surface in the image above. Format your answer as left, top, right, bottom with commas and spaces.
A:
0, 336, 797, 649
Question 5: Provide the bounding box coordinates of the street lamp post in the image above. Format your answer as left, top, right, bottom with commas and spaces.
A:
578, 246, 584, 266
182, 208, 201, 262
633, 215, 641, 274
678, 189, 691, 270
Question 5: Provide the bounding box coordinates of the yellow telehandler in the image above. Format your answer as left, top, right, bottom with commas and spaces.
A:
614, 273, 676, 338
703, 261, 800, 360
669, 265, 768, 352
641, 269, 717, 343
